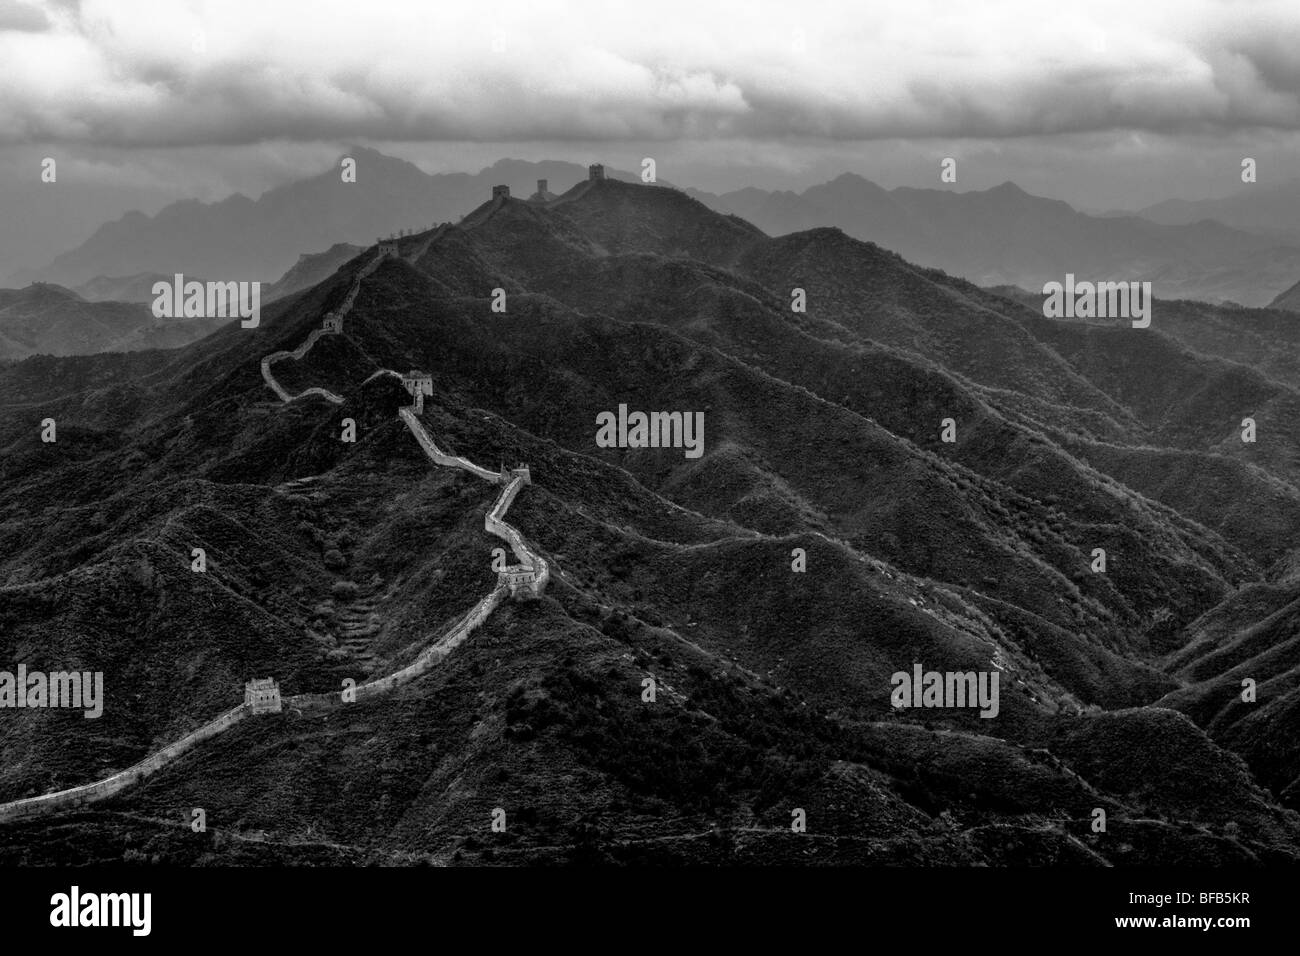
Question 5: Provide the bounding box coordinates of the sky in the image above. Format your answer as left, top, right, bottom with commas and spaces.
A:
3, 0, 1300, 270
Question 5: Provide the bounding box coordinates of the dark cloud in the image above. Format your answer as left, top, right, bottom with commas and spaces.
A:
3, 1, 1300, 148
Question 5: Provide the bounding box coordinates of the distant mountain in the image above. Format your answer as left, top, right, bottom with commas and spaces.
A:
1269, 277, 1300, 312
688, 176, 1300, 306
74, 273, 195, 303
72, 244, 366, 307
1134, 179, 1300, 246
0, 282, 223, 360
9, 150, 642, 289
30, 152, 1295, 308
262, 243, 365, 302
0, 244, 368, 363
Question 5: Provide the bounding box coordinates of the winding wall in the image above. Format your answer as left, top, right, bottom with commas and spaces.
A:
259, 251, 388, 404
0, 232, 550, 825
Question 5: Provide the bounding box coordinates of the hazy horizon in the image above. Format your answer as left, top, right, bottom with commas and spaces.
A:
2, 140, 1294, 280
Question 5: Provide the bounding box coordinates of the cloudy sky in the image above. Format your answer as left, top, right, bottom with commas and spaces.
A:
4, 0, 1300, 270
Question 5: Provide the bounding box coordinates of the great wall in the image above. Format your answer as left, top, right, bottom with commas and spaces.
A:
0, 223, 551, 825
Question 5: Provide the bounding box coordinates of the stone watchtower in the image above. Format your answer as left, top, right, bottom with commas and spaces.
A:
501, 463, 533, 486
529, 179, 554, 203
492, 184, 511, 199
402, 370, 434, 413
244, 677, 282, 714
588, 164, 605, 182
377, 236, 399, 256
499, 566, 540, 600
322, 312, 343, 334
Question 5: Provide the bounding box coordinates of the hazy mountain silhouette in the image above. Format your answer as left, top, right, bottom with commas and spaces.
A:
0, 243, 370, 361
1269, 277, 1300, 312
18, 150, 1298, 309
70, 244, 366, 306
1134, 179, 1300, 246
0, 282, 225, 360
688, 175, 1300, 306
73, 273, 189, 304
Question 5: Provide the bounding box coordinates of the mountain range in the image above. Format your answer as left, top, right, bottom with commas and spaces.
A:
2, 178, 1299, 863
0, 244, 366, 362
687, 176, 1300, 307
0, 283, 225, 362
1128, 178, 1300, 246
14, 150, 1300, 311
5, 150, 642, 289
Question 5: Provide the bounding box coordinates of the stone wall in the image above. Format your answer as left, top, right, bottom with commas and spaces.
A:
281, 588, 505, 713
484, 476, 549, 596
397, 407, 503, 484
0, 703, 251, 823
260, 252, 387, 405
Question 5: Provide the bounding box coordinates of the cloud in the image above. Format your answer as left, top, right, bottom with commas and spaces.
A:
0, 0, 50, 32
3, 0, 1300, 146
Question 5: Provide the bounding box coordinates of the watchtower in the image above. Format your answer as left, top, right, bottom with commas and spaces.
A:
492, 184, 511, 199
377, 236, 399, 256
529, 179, 555, 203
322, 312, 343, 334
588, 164, 605, 182
244, 677, 282, 714
403, 370, 434, 413
498, 566, 540, 600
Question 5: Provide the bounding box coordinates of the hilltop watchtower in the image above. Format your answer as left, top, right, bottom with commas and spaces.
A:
377, 236, 399, 256
588, 164, 605, 182
498, 566, 540, 600
500, 463, 532, 485
244, 678, 282, 714
322, 312, 343, 334
529, 179, 554, 203
403, 370, 434, 413
492, 184, 511, 199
